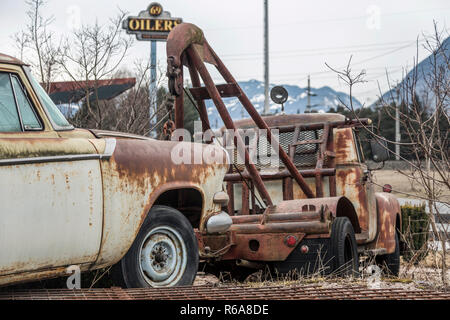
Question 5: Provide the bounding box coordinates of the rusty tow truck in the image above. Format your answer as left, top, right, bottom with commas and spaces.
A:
165, 23, 402, 279
0, 53, 231, 288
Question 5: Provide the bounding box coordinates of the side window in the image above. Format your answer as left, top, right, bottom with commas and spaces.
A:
354, 129, 373, 163
0, 73, 21, 132
11, 75, 42, 130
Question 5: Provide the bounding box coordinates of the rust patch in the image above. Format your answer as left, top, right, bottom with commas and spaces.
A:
0, 138, 96, 160
64, 174, 70, 190
335, 128, 357, 163
335, 167, 369, 232
110, 139, 227, 191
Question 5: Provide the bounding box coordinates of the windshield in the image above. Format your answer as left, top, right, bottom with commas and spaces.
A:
23, 66, 73, 130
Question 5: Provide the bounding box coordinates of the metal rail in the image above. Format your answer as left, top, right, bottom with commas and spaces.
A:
1, 284, 449, 300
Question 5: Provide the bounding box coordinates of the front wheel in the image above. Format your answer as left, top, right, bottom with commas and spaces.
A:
112, 205, 199, 288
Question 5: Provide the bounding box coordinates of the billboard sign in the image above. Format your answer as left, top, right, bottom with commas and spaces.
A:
122, 2, 182, 41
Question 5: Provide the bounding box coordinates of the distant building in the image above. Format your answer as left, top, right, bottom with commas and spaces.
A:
45, 78, 136, 117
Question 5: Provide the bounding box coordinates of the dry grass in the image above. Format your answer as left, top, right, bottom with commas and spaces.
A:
372, 170, 450, 202
196, 255, 450, 291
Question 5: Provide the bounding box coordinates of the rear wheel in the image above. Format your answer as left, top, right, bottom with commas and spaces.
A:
376, 232, 400, 277
330, 217, 359, 277
112, 205, 199, 288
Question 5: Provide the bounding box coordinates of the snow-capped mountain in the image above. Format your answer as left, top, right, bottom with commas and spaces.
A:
375, 36, 449, 107
206, 79, 363, 129
54, 80, 363, 127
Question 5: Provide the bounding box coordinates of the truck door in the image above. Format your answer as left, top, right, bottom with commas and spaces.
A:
353, 128, 377, 241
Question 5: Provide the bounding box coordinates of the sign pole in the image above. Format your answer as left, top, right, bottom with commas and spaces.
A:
122, 2, 183, 137
150, 40, 157, 135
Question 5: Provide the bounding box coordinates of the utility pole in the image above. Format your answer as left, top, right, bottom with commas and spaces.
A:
395, 86, 401, 160
263, 0, 269, 115
306, 75, 311, 113
305, 75, 317, 113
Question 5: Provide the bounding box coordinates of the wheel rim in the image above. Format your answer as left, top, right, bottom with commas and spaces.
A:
139, 226, 187, 287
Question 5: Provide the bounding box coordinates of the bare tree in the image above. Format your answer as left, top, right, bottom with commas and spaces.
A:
71, 57, 172, 137
57, 10, 133, 129
326, 23, 449, 287
102, 59, 154, 135
12, 31, 29, 62
11, 3, 170, 135
13, 0, 61, 92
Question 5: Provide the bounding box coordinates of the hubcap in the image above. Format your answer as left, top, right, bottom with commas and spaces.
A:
139, 226, 187, 287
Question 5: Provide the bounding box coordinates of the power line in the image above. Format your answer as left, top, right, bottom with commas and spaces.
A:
219, 39, 424, 58
212, 40, 418, 83
210, 65, 406, 83
221, 39, 426, 63
204, 7, 450, 32
352, 41, 419, 66
204, 40, 424, 100
222, 45, 409, 61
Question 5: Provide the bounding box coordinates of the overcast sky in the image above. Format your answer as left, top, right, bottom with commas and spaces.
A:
0, 0, 448, 105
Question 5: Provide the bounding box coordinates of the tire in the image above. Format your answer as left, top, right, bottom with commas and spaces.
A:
112, 205, 199, 288
330, 217, 359, 277
376, 232, 400, 277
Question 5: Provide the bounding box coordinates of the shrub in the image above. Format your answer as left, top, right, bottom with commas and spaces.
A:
400, 204, 429, 263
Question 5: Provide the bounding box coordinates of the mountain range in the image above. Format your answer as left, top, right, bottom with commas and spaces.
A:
375, 36, 449, 107
205, 80, 363, 129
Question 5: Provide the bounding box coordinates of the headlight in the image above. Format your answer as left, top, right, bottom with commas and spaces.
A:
206, 211, 232, 234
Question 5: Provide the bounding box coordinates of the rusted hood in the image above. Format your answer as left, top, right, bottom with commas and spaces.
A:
226, 113, 346, 131
110, 138, 230, 185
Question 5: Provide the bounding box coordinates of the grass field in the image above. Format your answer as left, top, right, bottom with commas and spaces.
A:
372, 170, 450, 203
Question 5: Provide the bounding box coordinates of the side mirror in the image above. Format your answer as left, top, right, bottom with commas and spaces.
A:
370, 138, 390, 162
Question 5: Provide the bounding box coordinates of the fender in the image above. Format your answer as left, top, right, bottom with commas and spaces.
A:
367, 192, 401, 254
141, 182, 206, 227
92, 138, 228, 269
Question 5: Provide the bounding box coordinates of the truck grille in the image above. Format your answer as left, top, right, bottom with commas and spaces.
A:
227, 128, 324, 172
